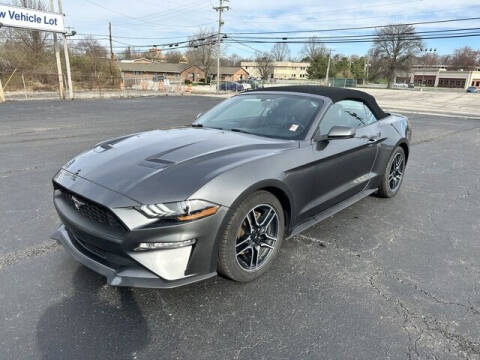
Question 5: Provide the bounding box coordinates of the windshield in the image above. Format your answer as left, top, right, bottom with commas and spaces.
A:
195, 94, 323, 140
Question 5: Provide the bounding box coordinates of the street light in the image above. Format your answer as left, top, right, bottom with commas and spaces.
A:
420, 48, 437, 87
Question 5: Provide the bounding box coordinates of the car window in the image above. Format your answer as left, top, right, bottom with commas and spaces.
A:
318, 100, 376, 135
214, 99, 265, 121
362, 104, 378, 125
196, 94, 323, 140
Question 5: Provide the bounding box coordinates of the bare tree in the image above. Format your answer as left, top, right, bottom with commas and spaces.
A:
75, 36, 108, 78
255, 53, 274, 81
372, 24, 423, 88
1, 0, 49, 71
301, 37, 326, 61
449, 46, 480, 69
164, 51, 184, 63
223, 53, 241, 67
185, 29, 217, 83
271, 43, 290, 61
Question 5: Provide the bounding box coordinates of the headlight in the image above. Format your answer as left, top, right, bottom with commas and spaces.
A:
135, 200, 219, 221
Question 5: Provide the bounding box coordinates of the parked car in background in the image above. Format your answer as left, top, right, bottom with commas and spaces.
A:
237, 80, 252, 90
466, 86, 478, 93
408, 83, 415, 88
219, 81, 244, 91
247, 79, 264, 90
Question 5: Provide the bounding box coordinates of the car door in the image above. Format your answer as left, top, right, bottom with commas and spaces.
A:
299, 100, 380, 220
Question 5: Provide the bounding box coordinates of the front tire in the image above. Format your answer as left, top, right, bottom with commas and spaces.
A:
377, 146, 406, 198
217, 191, 285, 282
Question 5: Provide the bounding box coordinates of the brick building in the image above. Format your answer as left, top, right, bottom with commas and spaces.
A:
210, 67, 250, 82
118, 62, 205, 83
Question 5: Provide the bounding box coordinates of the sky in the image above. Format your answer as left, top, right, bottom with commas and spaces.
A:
60, 0, 480, 59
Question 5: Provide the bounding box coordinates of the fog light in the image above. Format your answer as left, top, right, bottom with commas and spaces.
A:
133, 239, 196, 251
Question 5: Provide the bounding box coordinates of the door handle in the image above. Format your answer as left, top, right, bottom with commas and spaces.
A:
368, 133, 382, 144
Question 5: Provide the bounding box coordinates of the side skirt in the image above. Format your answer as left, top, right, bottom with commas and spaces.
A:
287, 188, 378, 238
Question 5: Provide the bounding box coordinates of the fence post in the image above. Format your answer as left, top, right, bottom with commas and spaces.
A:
22, 72, 28, 100
0, 80, 5, 103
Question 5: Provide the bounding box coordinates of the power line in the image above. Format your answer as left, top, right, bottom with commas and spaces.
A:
226, 27, 480, 41
225, 16, 480, 35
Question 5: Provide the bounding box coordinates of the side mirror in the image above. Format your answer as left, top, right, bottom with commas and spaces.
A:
327, 126, 356, 139
195, 112, 203, 119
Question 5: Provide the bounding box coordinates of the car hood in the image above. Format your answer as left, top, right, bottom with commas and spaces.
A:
62, 127, 296, 205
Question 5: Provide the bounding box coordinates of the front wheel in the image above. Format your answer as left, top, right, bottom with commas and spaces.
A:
217, 191, 285, 282
377, 146, 406, 198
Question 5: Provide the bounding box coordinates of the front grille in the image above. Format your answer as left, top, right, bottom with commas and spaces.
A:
60, 188, 125, 230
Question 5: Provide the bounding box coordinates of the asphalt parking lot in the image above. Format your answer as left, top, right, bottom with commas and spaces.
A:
1, 96, 479, 360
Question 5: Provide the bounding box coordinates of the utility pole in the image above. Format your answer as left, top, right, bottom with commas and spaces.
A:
325, 49, 333, 86
58, 0, 73, 100
214, 0, 229, 92
363, 55, 369, 85
109, 22, 114, 83
50, 0, 64, 99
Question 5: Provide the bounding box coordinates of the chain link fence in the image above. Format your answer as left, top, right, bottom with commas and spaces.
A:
0, 72, 198, 101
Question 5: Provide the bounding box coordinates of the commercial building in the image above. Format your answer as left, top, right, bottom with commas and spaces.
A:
396, 65, 480, 89
240, 61, 310, 80
118, 62, 205, 83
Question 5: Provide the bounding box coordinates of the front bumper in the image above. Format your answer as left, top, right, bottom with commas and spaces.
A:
51, 170, 227, 288
52, 225, 216, 288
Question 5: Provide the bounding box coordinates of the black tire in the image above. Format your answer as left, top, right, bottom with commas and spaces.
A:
217, 190, 285, 282
377, 146, 406, 198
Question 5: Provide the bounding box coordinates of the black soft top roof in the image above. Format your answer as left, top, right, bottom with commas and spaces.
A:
250, 85, 388, 119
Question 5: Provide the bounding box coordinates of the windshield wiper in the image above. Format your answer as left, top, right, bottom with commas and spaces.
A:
192, 124, 225, 130
230, 128, 255, 135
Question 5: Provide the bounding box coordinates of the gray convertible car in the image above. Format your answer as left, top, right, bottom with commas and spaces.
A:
51, 86, 411, 288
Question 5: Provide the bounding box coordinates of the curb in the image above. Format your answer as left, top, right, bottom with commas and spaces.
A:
384, 107, 480, 120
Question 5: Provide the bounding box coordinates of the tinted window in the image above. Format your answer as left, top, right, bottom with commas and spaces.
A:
318, 100, 376, 134
196, 94, 323, 140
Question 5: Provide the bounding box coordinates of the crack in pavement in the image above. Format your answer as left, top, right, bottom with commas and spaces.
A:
294, 233, 480, 358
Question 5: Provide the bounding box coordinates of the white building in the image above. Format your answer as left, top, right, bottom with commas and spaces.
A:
241, 61, 310, 80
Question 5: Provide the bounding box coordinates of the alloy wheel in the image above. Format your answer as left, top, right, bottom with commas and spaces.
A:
388, 152, 405, 191
235, 204, 279, 271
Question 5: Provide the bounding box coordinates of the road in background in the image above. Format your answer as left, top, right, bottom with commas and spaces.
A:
0, 97, 479, 359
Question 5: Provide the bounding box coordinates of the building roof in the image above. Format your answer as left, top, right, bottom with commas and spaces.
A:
250, 85, 388, 119
212, 66, 248, 75
118, 62, 195, 74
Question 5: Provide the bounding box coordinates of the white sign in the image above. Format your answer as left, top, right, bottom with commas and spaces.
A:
0, 4, 65, 33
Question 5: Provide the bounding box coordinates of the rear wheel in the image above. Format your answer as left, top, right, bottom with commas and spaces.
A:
377, 146, 406, 198
217, 191, 285, 282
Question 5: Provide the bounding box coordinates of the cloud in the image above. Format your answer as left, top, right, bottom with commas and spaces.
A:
62, 0, 480, 57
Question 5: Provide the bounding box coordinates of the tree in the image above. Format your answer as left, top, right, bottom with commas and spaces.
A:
0, 0, 50, 73
223, 53, 242, 67
306, 55, 329, 79
271, 43, 290, 61
185, 29, 217, 83
164, 51, 184, 63
350, 56, 366, 80
449, 46, 480, 69
121, 47, 134, 60
371, 24, 423, 88
301, 37, 326, 61
255, 53, 274, 81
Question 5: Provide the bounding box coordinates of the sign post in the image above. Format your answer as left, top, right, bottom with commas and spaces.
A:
49, 0, 64, 99
0, 80, 5, 103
